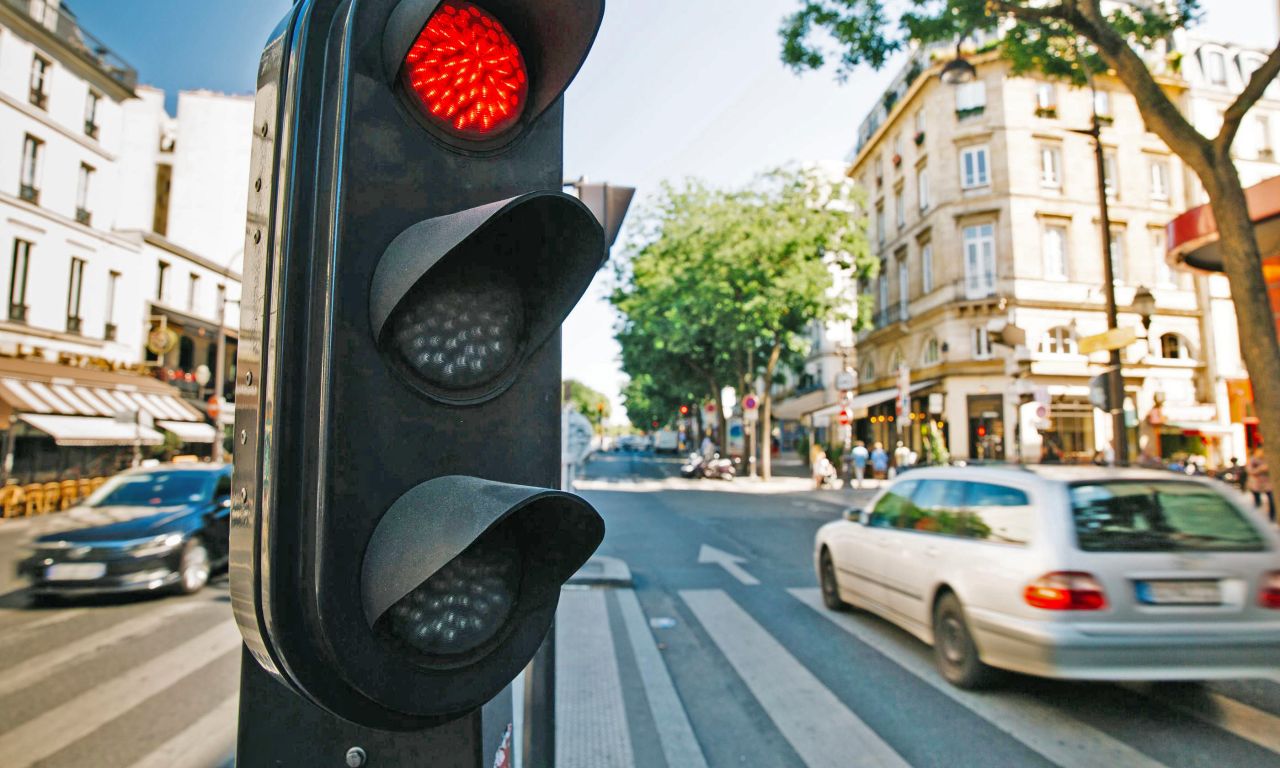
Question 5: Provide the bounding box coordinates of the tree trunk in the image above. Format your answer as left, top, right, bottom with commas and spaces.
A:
1207, 159, 1280, 455
761, 344, 782, 481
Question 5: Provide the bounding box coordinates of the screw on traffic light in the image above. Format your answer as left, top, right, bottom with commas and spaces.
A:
231, 0, 607, 758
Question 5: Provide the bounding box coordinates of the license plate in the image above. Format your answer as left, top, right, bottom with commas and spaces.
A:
45, 563, 107, 581
1135, 580, 1221, 605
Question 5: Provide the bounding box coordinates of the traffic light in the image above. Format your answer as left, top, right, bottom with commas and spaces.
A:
231, 0, 606, 731
679, 404, 689, 415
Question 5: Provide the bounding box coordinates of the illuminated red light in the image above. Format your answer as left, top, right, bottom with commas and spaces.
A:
1024, 572, 1107, 611
402, 0, 528, 139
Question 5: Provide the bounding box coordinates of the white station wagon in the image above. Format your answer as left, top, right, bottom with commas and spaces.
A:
813, 465, 1280, 688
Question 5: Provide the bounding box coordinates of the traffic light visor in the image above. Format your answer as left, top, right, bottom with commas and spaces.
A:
370, 191, 605, 405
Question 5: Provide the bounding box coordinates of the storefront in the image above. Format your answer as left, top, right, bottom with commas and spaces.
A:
0, 356, 213, 488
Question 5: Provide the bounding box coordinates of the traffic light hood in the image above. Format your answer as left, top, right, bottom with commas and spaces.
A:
384, 0, 605, 148
370, 191, 605, 405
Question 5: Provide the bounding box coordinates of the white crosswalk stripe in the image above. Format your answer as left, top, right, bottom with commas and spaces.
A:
1122, 682, 1280, 755
0, 599, 207, 698
127, 693, 238, 768
681, 588, 910, 768
556, 589, 635, 768
0, 619, 242, 768
789, 587, 1169, 768
0, 608, 88, 647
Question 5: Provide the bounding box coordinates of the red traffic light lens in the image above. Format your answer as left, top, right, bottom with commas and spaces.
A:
402, 0, 529, 139
679, 405, 689, 415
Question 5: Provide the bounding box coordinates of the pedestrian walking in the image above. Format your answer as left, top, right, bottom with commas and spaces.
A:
700, 434, 715, 460
893, 441, 911, 472
871, 442, 889, 480
1246, 448, 1274, 524
851, 441, 869, 489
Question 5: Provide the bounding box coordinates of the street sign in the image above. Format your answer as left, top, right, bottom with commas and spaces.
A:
720, 386, 737, 412
231, 0, 608, 737
834, 369, 856, 392
928, 393, 944, 415
207, 396, 221, 421
896, 366, 910, 422
1089, 372, 1111, 410
743, 394, 758, 423
1079, 326, 1138, 355
705, 402, 717, 414
838, 408, 851, 426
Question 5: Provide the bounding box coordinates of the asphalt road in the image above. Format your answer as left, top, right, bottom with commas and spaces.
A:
570, 450, 1280, 768
2, 453, 1280, 767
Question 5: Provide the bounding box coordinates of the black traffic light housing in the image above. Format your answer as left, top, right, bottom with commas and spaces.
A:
231, 0, 607, 731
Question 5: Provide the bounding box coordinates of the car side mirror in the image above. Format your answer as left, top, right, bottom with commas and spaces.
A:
844, 507, 866, 524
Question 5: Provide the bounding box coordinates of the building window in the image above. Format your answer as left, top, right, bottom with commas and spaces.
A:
1152, 228, 1174, 286
1042, 224, 1068, 280
104, 270, 120, 340
894, 188, 905, 228
9, 240, 31, 322
1039, 326, 1078, 355
875, 204, 885, 245
1035, 82, 1057, 116
1205, 50, 1227, 86
878, 264, 890, 317
153, 164, 172, 236
66, 258, 85, 334
922, 336, 940, 365
874, 156, 884, 186
84, 90, 101, 139
216, 283, 227, 324
955, 81, 986, 118
1108, 228, 1126, 284
19, 135, 42, 204
921, 243, 934, 293
157, 261, 170, 302
188, 273, 200, 312
914, 109, 926, 137
1255, 114, 1274, 159
917, 167, 929, 210
1103, 150, 1118, 200
898, 259, 909, 320
972, 327, 992, 360
863, 358, 877, 383
1040, 145, 1062, 189
892, 134, 904, 166
960, 145, 990, 189
1160, 333, 1191, 360
1093, 89, 1112, 119
29, 55, 50, 110
75, 164, 93, 226
1149, 158, 1169, 202
963, 223, 996, 298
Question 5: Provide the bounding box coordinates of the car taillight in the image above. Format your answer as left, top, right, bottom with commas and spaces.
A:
1024, 571, 1107, 611
1259, 572, 1280, 608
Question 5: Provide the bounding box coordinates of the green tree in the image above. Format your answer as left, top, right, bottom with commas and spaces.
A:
612, 167, 875, 478
563, 378, 611, 431
780, 0, 1280, 462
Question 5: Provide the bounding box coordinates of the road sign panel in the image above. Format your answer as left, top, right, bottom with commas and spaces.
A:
1079, 327, 1138, 355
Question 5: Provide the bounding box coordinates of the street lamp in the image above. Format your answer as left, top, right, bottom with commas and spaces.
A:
1132, 286, 1156, 331
940, 47, 978, 84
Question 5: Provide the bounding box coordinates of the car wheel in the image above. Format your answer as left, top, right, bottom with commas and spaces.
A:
176, 539, 211, 595
819, 550, 849, 611
932, 592, 992, 689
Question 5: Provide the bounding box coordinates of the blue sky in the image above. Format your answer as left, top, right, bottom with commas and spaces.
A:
69, 0, 1278, 423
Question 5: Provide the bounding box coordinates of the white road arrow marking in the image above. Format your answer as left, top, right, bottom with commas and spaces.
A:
697, 544, 759, 585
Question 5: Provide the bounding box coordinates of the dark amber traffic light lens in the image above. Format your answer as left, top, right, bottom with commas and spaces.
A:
402, 0, 528, 139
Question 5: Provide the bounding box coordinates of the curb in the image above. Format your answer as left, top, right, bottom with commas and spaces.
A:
567, 555, 633, 588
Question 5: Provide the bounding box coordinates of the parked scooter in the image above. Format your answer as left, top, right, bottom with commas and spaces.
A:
681, 452, 737, 480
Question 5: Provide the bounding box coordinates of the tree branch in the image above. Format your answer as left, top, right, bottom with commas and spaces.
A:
986, 0, 1069, 24
1071, 0, 1214, 177
1218, 41, 1280, 152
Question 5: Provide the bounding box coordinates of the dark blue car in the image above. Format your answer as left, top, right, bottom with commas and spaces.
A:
17, 463, 232, 599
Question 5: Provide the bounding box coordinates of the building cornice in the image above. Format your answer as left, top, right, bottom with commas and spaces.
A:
138, 232, 243, 281
0, 5, 135, 101
0, 87, 117, 163
0, 193, 140, 250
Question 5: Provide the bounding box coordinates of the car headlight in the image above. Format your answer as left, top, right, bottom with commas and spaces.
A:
128, 533, 186, 557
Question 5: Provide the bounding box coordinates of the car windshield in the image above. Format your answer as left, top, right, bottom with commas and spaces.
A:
83, 471, 215, 509
1069, 481, 1266, 552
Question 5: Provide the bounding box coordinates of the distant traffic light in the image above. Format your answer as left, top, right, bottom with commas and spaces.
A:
679, 404, 689, 415
232, 0, 607, 732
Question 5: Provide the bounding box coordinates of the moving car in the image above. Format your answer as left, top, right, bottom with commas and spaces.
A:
813, 465, 1280, 687
18, 463, 232, 599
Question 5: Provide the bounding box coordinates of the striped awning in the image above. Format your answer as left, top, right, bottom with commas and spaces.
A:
0, 359, 205, 425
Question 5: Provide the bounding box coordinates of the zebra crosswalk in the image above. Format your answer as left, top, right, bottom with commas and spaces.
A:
3, 580, 1280, 768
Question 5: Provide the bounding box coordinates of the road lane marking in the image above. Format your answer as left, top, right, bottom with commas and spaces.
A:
556, 590, 634, 768
0, 608, 87, 644
680, 589, 908, 768
127, 693, 238, 768
1122, 682, 1280, 755
0, 600, 207, 697
696, 545, 759, 585
0, 619, 242, 768
615, 589, 708, 768
789, 588, 1167, 768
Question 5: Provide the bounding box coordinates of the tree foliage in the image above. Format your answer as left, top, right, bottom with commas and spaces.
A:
780, 0, 1280, 459
563, 378, 611, 429
611, 167, 875, 476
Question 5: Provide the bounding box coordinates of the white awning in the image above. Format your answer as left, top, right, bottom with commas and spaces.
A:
158, 420, 217, 444
18, 414, 165, 447
0, 377, 203, 422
